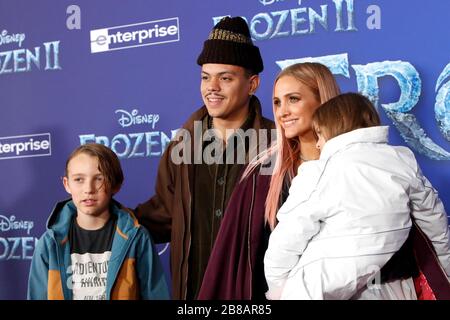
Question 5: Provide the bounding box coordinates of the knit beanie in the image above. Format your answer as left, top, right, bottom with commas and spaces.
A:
197, 16, 264, 74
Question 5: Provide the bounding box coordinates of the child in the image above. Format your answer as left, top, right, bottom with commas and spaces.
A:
28, 143, 170, 300
264, 93, 450, 300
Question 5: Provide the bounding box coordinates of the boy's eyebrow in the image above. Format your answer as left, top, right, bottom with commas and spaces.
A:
69, 173, 103, 177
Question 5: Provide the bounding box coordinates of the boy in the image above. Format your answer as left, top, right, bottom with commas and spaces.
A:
28, 143, 169, 300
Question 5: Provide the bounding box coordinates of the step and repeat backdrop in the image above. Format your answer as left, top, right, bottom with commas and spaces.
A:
1, 0, 449, 299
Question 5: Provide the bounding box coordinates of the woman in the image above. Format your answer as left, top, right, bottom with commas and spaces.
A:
197, 62, 341, 299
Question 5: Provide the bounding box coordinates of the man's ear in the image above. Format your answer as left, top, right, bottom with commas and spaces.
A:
249, 74, 260, 96
62, 176, 72, 195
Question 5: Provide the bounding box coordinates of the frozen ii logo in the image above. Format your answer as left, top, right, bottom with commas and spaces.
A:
79, 108, 177, 159
214, 0, 364, 42
0, 30, 61, 75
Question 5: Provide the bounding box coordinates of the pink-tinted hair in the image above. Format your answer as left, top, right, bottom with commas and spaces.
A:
244, 62, 340, 230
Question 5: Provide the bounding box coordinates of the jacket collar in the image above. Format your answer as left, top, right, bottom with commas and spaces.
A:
46, 198, 139, 241
320, 126, 389, 161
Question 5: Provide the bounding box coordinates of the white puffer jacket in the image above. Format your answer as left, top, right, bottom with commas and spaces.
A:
264, 126, 450, 300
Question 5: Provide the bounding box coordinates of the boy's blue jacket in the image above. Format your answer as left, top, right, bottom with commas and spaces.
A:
27, 199, 170, 300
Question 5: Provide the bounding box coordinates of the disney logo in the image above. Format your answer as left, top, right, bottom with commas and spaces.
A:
0, 30, 26, 47
259, 0, 302, 6
0, 215, 34, 235
115, 109, 160, 129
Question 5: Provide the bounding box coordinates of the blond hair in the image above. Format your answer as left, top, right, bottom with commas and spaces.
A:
244, 62, 341, 230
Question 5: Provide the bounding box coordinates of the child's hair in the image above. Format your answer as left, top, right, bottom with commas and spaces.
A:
312, 92, 381, 141
65, 143, 124, 193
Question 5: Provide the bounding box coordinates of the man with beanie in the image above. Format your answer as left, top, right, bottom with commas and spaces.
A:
134, 16, 274, 299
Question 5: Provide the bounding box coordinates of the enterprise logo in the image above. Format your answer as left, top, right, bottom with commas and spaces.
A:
0, 133, 51, 160
90, 17, 180, 53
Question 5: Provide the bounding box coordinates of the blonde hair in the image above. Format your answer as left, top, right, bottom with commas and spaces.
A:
65, 143, 124, 193
244, 62, 340, 230
312, 93, 381, 141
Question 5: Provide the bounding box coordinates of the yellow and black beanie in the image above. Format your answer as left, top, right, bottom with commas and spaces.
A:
197, 16, 264, 74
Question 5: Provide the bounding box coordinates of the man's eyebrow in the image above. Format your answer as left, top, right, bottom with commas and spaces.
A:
201, 71, 238, 76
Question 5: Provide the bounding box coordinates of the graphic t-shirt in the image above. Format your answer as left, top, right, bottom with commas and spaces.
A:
69, 215, 117, 300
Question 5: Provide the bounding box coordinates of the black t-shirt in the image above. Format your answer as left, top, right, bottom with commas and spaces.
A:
68, 214, 117, 300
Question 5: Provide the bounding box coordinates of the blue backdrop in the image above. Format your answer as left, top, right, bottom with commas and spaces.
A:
1, 0, 449, 299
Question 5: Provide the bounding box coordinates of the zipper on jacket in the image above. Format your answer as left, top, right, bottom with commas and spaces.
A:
183, 196, 192, 300
52, 233, 70, 300
183, 139, 195, 300
106, 228, 138, 299
247, 173, 257, 299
